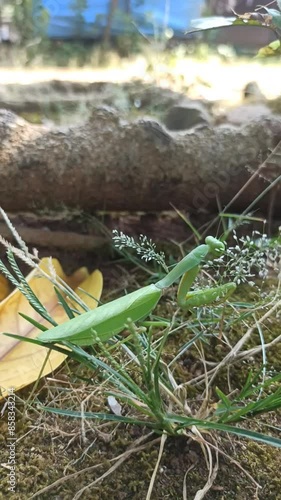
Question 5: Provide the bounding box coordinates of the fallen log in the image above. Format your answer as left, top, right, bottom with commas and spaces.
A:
0, 107, 280, 215
0, 222, 106, 251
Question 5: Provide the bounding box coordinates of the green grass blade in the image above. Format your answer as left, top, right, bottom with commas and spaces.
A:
18, 313, 49, 332
215, 387, 232, 409
40, 406, 160, 428
54, 287, 75, 319
165, 414, 281, 448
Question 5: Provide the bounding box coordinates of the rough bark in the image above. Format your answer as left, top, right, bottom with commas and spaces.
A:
0, 107, 280, 215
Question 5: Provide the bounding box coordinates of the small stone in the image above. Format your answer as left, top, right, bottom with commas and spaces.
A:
225, 103, 272, 125
243, 81, 265, 101
164, 101, 211, 131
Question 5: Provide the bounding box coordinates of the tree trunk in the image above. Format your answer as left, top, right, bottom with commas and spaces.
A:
103, 0, 118, 47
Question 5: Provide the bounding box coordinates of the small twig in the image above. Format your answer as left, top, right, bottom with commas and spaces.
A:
146, 433, 167, 500
183, 461, 198, 500
188, 427, 219, 500
255, 1, 277, 11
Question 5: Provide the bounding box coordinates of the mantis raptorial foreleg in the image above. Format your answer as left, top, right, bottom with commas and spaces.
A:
177, 263, 236, 309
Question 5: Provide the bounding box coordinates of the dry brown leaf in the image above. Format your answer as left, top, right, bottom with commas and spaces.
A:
0, 258, 103, 398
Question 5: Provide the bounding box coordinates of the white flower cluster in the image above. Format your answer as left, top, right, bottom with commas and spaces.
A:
112, 230, 167, 268
203, 230, 280, 287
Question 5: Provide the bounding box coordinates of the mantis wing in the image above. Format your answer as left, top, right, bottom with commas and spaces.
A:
38, 284, 161, 346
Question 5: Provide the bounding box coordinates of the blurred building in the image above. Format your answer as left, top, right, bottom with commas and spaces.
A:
41, 0, 204, 40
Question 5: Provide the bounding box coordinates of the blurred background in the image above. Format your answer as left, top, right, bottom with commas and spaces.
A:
0, 0, 280, 125
1, 1, 278, 58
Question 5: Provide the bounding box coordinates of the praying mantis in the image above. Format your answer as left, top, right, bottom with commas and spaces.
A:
38, 237, 236, 346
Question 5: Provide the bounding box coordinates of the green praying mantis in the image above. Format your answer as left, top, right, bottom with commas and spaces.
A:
38, 237, 236, 347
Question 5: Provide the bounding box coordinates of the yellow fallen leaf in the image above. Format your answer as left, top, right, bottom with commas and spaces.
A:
74, 271, 103, 311
66, 266, 90, 290
0, 258, 103, 398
